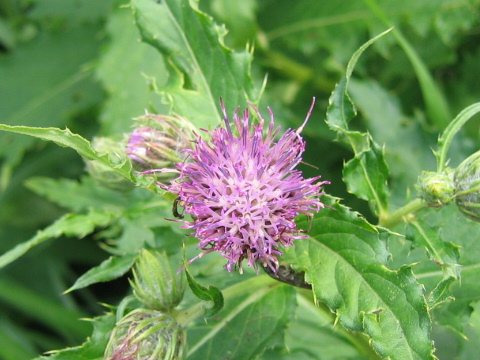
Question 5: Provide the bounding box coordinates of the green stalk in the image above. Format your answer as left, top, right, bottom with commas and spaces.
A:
436, 102, 480, 173
379, 198, 427, 228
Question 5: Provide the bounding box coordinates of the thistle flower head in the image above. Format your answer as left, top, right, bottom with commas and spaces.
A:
165, 98, 328, 273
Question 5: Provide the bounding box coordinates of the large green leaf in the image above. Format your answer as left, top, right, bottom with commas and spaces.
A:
325, 30, 391, 216
186, 277, 296, 360
0, 209, 113, 270
284, 196, 435, 360
131, 0, 258, 129
95, 4, 169, 135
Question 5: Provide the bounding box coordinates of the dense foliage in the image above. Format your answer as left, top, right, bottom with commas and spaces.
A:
1, 0, 480, 359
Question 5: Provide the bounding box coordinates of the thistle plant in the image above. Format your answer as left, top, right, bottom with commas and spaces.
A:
3, 1, 480, 360
161, 99, 328, 273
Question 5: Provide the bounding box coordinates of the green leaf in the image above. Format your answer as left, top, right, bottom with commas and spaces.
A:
185, 264, 224, 317
0, 25, 103, 177
348, 79, 438, 204
404, 205, 480, 336
33, 313, 116, 360
95, 4, 169, 135
342, 138, 389, 212
187, 277, 296, 360
131, 0, 258, 129
25, 177, 129, 213
261, 293, 378, 360
65, 254, 137, 293
325, 30, 391, 215
405, 215, 461, 308
0, 125, 168, 192
0, 210, 113, 269
284, 196, 435, 360
458, 301, 480, 359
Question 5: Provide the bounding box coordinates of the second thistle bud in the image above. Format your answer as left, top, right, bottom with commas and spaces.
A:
454, 150, 480, 221
127, 114, 195, 174
416, 170, 455, 206
105, 309, 186, 360
130, 249, 185, 312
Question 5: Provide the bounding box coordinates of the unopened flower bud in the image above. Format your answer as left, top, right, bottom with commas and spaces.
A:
85, 137, 132, 192
105, 309, 186, 360
127, 114, 195, 174
454, 150, 480, 221
130, 249, 185, 311
416, 170, 455, 206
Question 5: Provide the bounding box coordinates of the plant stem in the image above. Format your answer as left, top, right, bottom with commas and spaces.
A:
436, 102, 480, 173
378, 198, 427, 228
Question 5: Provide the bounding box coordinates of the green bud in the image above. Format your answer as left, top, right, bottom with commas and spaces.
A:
130, 249, 185, 311
105, 309, 186, 360
454, 150, 480, 221
85, 136, 132, 192
416, 170, 455, 206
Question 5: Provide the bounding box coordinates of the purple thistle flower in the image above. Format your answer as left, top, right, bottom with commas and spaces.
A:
164, 98, 329, 273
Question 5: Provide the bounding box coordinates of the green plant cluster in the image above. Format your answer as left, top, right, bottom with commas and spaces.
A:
1, 0, 480, 359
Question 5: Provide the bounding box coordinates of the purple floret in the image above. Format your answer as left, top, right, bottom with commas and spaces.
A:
165, 99, 328, 273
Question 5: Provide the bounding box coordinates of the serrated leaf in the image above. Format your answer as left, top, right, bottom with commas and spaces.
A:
33, 313, 116, 360
185, 264, 224, 317
131, 0, 258, 129
0, 210, 113, 269
404, 205, 480, 336
405, 215, 461, 308
283, 196, 435, 360
325, 30, 391, 215
187, 278, 296, 360
0, 125, 168, 196
342, 138, 389, 211
65, 254, 137, 293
